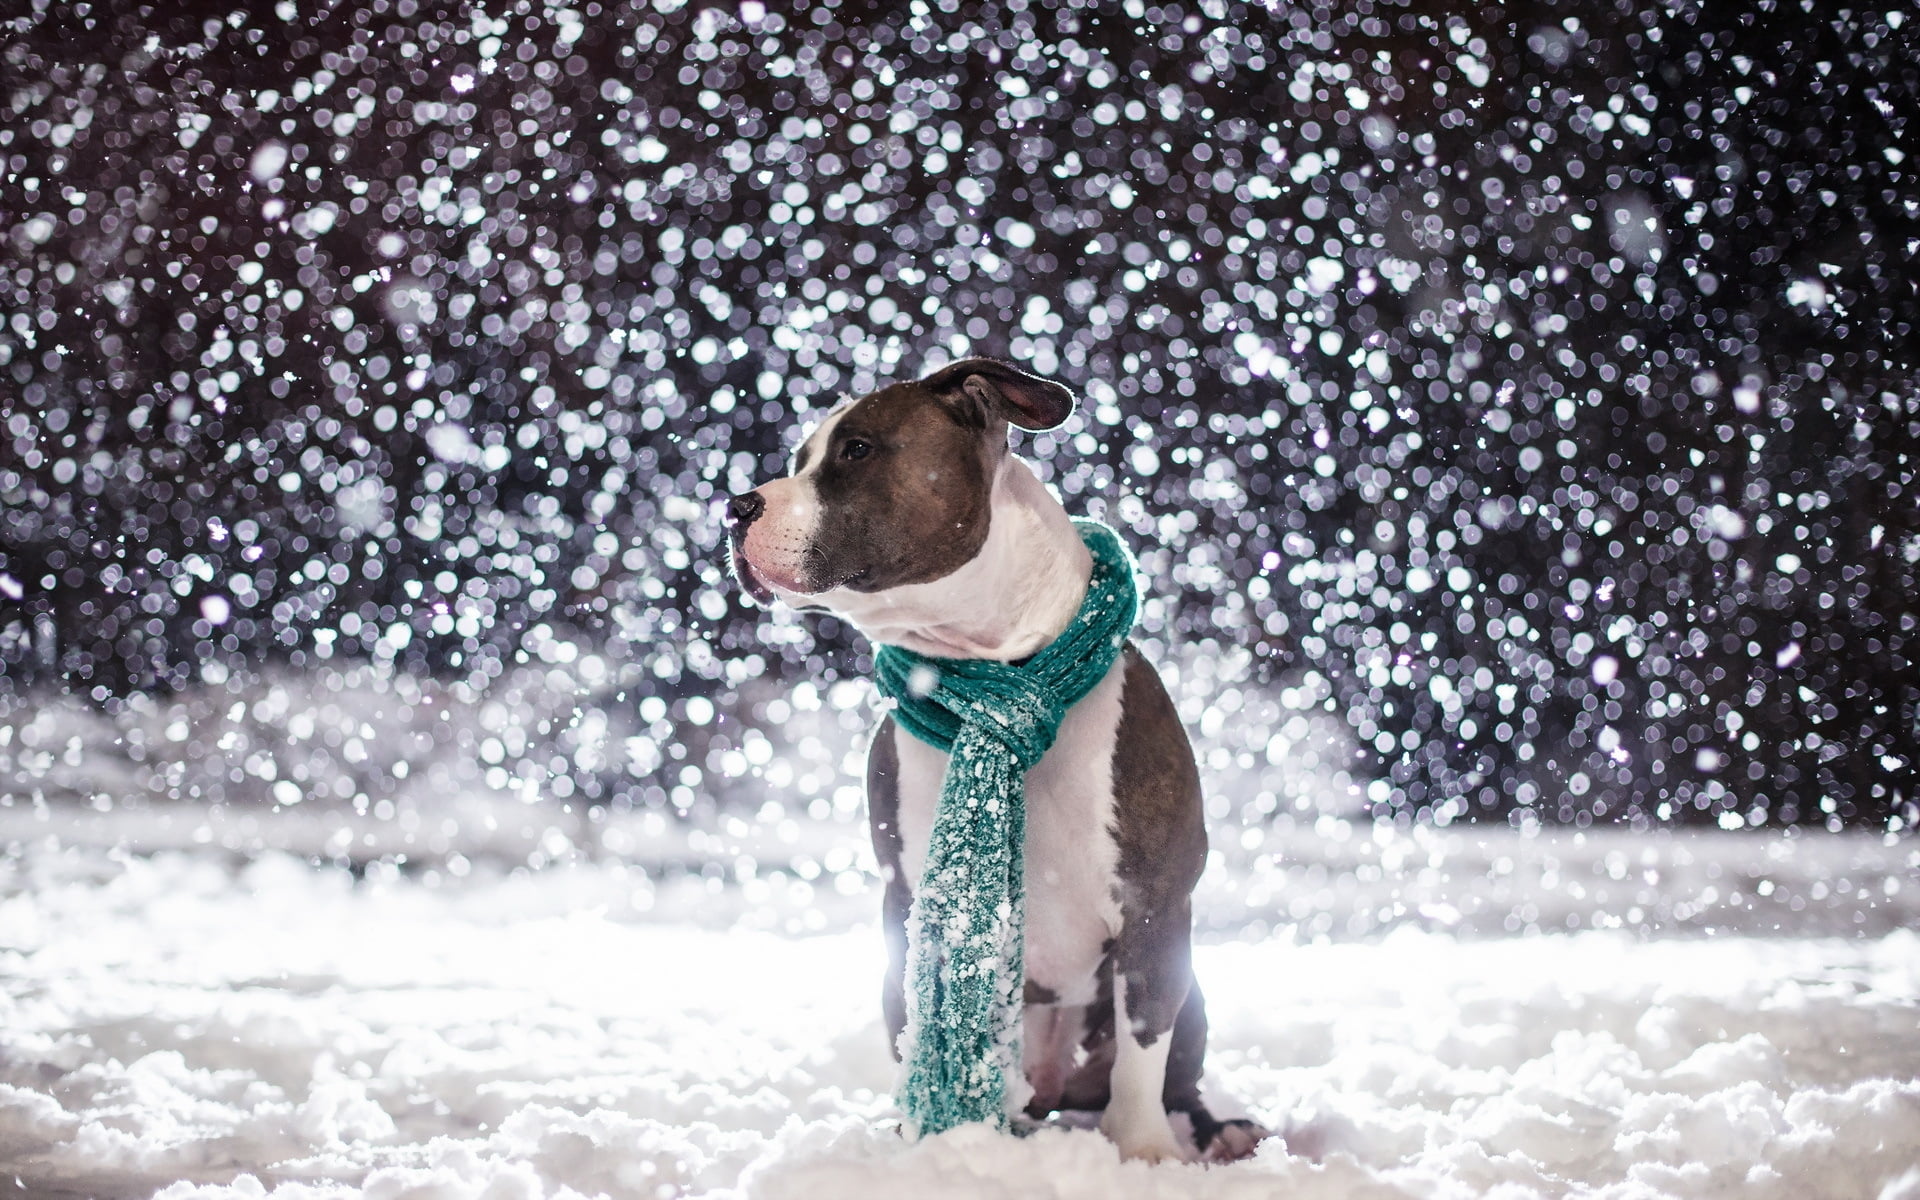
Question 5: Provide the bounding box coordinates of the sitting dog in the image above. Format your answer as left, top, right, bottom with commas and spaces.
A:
725, 358, 1264, 1163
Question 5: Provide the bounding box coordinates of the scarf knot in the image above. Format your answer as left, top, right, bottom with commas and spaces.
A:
872, 519, 1140, 1138
889, 661, 1067, 771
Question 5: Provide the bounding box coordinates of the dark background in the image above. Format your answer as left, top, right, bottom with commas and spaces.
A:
1, 0, 1914, 832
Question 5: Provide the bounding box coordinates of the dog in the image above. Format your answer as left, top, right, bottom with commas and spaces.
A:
725, 358, 1265, 1163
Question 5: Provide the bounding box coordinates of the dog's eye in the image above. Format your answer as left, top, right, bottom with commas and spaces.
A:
840, 438, 873, 461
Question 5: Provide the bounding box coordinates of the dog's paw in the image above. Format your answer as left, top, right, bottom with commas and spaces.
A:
1101, 1113, 1188, 1164
1116, 1135, 1186, 1165
1201, 1117, 1271, 1163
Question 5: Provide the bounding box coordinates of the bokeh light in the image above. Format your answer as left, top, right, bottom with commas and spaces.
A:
1, 0, 1913, 847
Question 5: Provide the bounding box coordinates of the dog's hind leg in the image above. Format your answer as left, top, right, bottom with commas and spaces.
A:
1160, 982, 1270, 1162
1094, 650, 1208, 1161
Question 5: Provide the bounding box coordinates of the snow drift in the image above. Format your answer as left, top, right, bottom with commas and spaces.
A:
1, 832, 1916, 1200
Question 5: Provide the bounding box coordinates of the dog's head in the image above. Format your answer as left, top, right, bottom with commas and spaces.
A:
725, 357, 1074, 607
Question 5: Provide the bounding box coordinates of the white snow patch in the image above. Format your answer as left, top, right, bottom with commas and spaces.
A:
0, 845, 1915, 1199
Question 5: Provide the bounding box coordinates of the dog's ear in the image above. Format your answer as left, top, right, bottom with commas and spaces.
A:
921, 357, 1076, 432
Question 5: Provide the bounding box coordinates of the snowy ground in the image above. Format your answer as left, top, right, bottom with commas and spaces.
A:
2, 829, 1918, 1200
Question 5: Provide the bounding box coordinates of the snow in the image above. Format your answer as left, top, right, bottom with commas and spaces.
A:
6, 2, 1914, 834
2, 833, 1917, 1200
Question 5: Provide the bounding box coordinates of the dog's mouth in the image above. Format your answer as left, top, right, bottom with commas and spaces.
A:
728, 539, 870, 607
728, 538, 778, 606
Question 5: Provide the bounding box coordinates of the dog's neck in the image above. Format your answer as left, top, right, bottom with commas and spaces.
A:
824, 455, 1092, 662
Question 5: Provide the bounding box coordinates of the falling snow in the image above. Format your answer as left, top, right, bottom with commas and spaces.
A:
1, 0, 1913, 830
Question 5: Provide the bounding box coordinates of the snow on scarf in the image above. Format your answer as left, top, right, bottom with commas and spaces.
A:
872, 519, 1140, 1137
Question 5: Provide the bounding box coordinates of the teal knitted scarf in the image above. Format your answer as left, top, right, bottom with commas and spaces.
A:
872, 519, 1141, 1138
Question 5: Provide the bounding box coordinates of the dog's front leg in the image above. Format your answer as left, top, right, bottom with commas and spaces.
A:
1100, 899, 1194, 1162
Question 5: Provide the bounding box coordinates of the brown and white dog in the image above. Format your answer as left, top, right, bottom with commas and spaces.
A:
725, 358, 1264, 1163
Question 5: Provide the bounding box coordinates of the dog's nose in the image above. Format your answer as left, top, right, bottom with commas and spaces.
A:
726, 491, 765, 529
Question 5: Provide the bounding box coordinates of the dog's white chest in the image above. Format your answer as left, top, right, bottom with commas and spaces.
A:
887, 657, 1127, 1006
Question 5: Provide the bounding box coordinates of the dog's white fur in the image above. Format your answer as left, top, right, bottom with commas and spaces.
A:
1104, 977, 1185, 1163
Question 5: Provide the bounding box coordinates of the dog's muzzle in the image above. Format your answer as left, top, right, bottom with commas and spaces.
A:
726, 491, 776, 604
